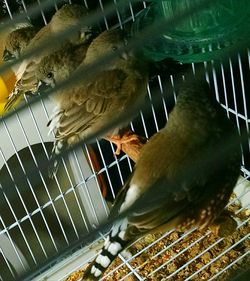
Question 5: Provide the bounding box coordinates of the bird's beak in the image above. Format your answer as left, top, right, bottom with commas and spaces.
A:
80, 26, 95, 40
120, 51, 130, 61
37, 80, 52, 93
120, 47, 135, 60
3, 49, 15, 61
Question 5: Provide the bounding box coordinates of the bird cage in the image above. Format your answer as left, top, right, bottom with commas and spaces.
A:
0, 0, 249, 281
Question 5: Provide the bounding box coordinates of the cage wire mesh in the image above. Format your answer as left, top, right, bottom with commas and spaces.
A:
0, 0, 249, 280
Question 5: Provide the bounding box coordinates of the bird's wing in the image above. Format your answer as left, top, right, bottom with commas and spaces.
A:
85, 68, 128, 98
4, 59, 40, 112
110, 131, 216, 237
7, 25, 53, 106
107, 174, 191, 239
52, 69, 128, 141
120, 176, 209, 239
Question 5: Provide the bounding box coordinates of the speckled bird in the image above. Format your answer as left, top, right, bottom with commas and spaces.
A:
81, 79, 241, 280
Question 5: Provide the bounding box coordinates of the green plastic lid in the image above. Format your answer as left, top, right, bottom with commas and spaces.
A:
132, 0, 250, 62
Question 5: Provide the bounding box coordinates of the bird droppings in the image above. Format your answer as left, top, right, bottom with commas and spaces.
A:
64, 195, 249, 281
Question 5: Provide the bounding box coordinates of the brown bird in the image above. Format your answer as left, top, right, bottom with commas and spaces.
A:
1, 22, 40, 109
35, 40, 91, 89
40, 29, 148, 175
81, 79, 241, 280
4, 4, 94, 112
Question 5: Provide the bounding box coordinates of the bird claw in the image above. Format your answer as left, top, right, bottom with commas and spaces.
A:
105, 131, 147, 162
114, 142, 122, 155
107, 132, 142, 155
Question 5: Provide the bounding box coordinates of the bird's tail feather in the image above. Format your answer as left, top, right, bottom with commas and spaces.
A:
48, 139, 67, 178
4, 95, 19, 112
81, 219, 130, 280
4, 77, 37, 112
4, 88, 23, 112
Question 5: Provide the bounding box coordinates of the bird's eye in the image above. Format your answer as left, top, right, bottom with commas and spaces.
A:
112, 46, 118, 52
47, 72, 53, 79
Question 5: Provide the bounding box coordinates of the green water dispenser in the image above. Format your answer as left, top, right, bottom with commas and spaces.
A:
132, 0, 250, 62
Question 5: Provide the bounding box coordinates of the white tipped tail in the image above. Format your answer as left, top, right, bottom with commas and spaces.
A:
81, 219, 129, 280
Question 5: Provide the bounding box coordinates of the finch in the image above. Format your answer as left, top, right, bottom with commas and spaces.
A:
35, 40, 91, 89
37, 29, 148, 175
4, 4, 95, 112
1, 21, 39, 110
81, 79, 241, 280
